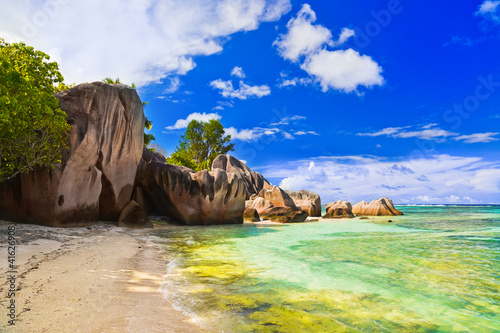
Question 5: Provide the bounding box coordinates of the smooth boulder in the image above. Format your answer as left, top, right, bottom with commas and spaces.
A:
323, 201, 354, 218
212, 155, 272, 199
135, 149, 247, 225
259, 206, 308, 223
352, 198, 403, 216
0, 82, 145, 226
243, 208, 260, 222
118, 200, 152, 229
286, 190, 321, 217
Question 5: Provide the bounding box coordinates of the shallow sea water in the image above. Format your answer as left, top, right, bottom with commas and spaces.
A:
153, 206, 500, 332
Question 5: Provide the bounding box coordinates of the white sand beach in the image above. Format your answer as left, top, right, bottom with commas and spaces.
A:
0, 221, 203, 333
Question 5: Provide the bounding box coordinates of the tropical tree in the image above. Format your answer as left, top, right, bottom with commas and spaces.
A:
0, 38, 71, 181
167, 119, 234, 171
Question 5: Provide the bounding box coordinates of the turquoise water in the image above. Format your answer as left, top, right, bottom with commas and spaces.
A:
153, 206, 500, 332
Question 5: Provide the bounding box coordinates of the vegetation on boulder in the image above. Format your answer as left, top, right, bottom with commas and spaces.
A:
167, 119, 234, 171
0, 38, 71, 181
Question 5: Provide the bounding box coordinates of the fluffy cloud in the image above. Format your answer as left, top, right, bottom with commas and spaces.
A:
0, 0, 291, 86
275, 4, 383, 93
231, 66, 246, 78
256, 155, 500, 204
301, 49, 384, 93
475, 0, 500, 23
274, 4, 332, 62
210, 79, 271, 99
164, 112, 221, 131
357, 124, 498, 143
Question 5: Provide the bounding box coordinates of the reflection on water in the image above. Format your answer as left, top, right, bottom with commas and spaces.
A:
154, 206, 500, 332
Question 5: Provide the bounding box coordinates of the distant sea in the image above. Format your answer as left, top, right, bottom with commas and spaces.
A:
152, 205, 500, 332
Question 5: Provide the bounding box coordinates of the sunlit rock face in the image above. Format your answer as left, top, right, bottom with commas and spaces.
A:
135, 150, 247, 225
323, 201, 354, 219
286, 190, 322, 217
0, 82, 144, 226
352, 198, 403, 216
212, 154, 272, 199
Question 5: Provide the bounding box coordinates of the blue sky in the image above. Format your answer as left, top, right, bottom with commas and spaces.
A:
1, 0, 499, 204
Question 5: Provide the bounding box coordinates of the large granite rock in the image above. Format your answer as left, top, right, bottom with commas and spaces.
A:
323, 201, 354, 218
212, 155, 272, 199
258, 186, 298, 210
245, 197, 274, 214
259, 206, 309, 223
243, 208, 260, 222
117, 200, 152, 229
135, 149, 247, 225
0, 82, 144, 226
352, 198, 403, 216
285, 190, 321, 217
244, 185, 308, 222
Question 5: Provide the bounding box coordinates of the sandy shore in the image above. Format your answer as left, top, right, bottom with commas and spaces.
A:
0, 220, 203, 333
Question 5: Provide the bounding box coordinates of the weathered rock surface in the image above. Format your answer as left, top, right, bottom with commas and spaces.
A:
212, 155, 272, 199
245, 197, 274, 214
118, 200, 152, 229
259, 206, 308, 223
352, 198, 403, 216
285, 190, 321, 217
258, 186, 298, 210
135, 149, 247, 225
323, 201, 354, 218
0, 82, 145, 227
243, 208, 260, 222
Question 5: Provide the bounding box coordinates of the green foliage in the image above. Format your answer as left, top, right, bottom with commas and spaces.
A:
102, 77, 121, 84
167, 119, 234, 171
0, 38, 71, 181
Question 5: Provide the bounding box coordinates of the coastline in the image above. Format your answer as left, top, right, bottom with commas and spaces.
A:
0, 220, 202, 333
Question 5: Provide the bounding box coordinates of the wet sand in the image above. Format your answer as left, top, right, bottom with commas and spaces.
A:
0, 221, 203, 333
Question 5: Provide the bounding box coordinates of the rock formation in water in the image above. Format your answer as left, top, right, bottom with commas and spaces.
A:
0, 82, 145, 227
352, 197, 403, 216
246, 197, 274, 214
259, 206, 309, 223
212, 154, 272, 199
323, 201, 354, 218
245, 184, 309, 223
258, 186, 298, 209
285, 190, 321, 217
134, 149, 247, 225
243, 208, 260, 222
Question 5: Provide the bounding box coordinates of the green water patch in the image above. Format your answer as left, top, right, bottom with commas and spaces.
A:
157, 207, 500, 332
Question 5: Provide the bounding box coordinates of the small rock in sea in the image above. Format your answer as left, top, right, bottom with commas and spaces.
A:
388, 220, 393, 222
358, 217, 369, 220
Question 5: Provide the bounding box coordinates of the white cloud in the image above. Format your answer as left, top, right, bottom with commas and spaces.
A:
277, 77, 313, 88
212, 105, 225, 111
274, 4, 332, 62
257, 155, 500, 204
225, 126, 279, 141
0, 0, 291, 86
331, 27, 355, 47
163, 76, 182, 94
294, 130, 319, 136
274, 4, 384, 93
475, 0, 500, 23
453, 132, 499, 143
301, 49, 384, 93
477, 0, 500, 14
210, 79, 271, 100
357, 124, 498, 143
164, 112, 221, 131
231, 66, 246, 78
